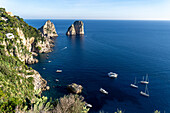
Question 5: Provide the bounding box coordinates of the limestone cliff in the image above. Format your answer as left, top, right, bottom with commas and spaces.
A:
25, 70, 47, 91
0, 10, 56, 64
0, 8, 48, 91
39, 20, 58, 37
66, 21, 84, 36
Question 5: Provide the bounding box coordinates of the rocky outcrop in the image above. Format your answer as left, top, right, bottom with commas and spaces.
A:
25, 70, 47, 91
35, 20, 58, 53
67, 83, 83, 94
39, 20, 58, 37
0, 27, 38, 65
66, 21, 84, 36
34, 39, 53, 53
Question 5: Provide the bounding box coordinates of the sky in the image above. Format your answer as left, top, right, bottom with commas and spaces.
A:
0, 0, 170, 20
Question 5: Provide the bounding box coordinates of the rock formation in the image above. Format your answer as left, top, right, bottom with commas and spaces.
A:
66, 21, 84, 36
39, 20, 58, 37
67, 83, 83, 94
25, 70, 47, 91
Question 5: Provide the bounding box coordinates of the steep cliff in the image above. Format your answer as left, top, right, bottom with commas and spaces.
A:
39, 20, 58, 37
0, 8, 88, 113
0, 8, 48, 112
66, 21, 84, 36
0, 8, 55, 64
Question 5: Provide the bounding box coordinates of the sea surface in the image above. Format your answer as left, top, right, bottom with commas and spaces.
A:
25, 19, 170, 113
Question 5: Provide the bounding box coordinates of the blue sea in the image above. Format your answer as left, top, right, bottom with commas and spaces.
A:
25, 19, 170, 113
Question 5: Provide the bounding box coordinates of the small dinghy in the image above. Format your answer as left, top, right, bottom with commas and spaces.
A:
140, 74, 149, 84
130, 77, 138, 88
100, 88, 108, 94
140, 84, 149, 97
85, 103, 92, 108
43, 68, 46, 70
55, 79, 59, 82
48, 61, 51, 63
108, 72, 118, 78
56, 70, 62, 73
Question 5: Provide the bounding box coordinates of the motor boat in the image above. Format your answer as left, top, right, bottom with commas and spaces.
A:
56, 70, 62, 73
108, 72, 118, 78
100, 88, 108, 94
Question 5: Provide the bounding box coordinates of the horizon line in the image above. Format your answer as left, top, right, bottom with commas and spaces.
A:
24, 18, 170, 21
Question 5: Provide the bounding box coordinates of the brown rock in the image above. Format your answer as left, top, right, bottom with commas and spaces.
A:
67, 83, 83, 94
46, 86, 50, 90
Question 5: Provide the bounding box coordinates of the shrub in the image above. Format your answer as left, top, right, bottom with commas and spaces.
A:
53, 94, 89, 113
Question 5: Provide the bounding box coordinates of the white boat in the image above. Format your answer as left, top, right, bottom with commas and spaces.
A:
140, 84, 149, 97
56, 70, 62, 73
85, 103, 92, 108
48, 61, 51, 63
100, 88, 108, 94
140, 74, 149, 84
108, 72, 118, 78
43, 68, 46, 70
130, 77, 138, 88
56, 79, 59, 82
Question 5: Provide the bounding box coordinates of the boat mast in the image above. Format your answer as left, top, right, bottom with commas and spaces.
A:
146, 74, 148, 82
134, 77, 136, 84
145, 85, 149, 95
147, 74, 149, 82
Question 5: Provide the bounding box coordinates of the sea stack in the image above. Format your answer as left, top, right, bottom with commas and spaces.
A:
39, 20, 58, 37
66, 21, 84, 36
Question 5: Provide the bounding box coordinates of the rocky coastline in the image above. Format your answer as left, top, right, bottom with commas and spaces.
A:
0, 8, 58, 92
0, 8, 89, 112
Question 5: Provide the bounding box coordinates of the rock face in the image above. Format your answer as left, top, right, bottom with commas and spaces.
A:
39, 20, 58, 37
67, 83, 83, 94
66, 21, 84, 36
26, 70, 47, 91
0, 8, 50, 95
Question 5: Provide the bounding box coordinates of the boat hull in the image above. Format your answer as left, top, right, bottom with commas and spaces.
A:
56, 70, 62, 73
140, 91, 149, 97
130, 84, 138, 88
140, 81, 149, 84
100, 88, 108, 94
108, 72, 118, 78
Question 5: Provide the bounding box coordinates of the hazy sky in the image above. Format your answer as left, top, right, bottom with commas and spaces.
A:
0, 0, 170, 20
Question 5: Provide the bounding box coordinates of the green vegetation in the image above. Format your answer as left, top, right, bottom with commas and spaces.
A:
0, 49, 35, 112
0, 7, 164, 113
37, 46, 42, 50
0, 8, 89, 113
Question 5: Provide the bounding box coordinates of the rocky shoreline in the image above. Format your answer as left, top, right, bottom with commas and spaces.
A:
28, 20, 58, 91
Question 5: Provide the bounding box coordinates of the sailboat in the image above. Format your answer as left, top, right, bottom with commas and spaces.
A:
140, 74, 149, 84
140, 84, 149, 97
130, 77, 138, 88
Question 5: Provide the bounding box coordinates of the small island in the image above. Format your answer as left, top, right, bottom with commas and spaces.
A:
66, 21, 84, 36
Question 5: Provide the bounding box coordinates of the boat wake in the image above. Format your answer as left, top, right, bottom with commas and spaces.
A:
61, 47, 67, 51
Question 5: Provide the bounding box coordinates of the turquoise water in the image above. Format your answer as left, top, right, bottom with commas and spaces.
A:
26, 20, 170, 113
